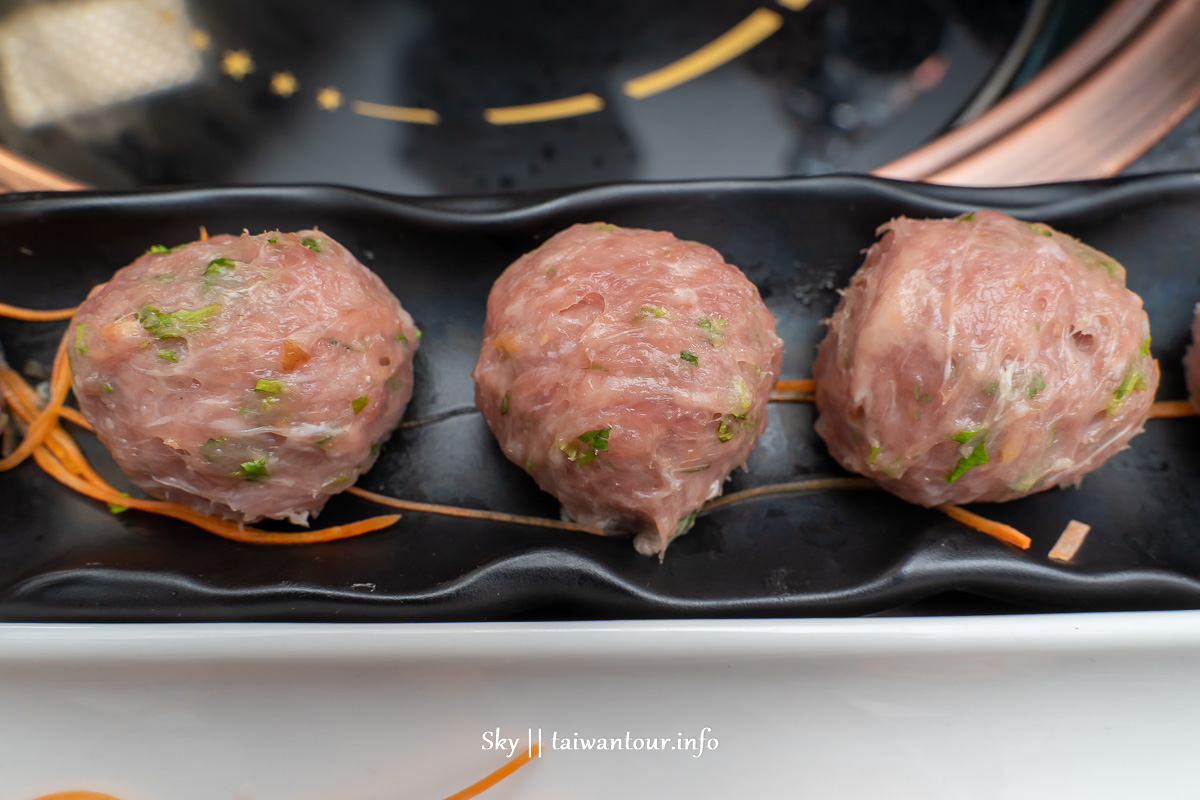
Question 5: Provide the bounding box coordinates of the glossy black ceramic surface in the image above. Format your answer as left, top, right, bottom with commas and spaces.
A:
1, 173, 1199, 620
0, 0, 1113, 193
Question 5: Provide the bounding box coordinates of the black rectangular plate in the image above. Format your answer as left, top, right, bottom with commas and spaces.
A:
3, 174, 1200, 621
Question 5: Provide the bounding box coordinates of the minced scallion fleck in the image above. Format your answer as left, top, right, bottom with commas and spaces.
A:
697, 316, 727, 346
232, 458, 269, 481
578, 427, 610, 451
674, 509, 699, 536
561, 426, 611, 465
734, 377, 751, 412
199, 437, 224, 461
945, 429, 988, 483
138, 304, 221, 338
107, 492, 131, 514
205, 257, 236, 275
634, 305, 668, 320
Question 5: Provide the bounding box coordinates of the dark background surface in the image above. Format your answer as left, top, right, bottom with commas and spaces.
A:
0, 0, 1122, 193
1, 174, 1199, 621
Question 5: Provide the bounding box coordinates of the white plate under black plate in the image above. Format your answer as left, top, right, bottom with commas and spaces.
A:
1, 174, 1199, 621
3, 613, 1200, 798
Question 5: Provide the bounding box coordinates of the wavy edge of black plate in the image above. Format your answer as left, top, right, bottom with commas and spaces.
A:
3, 172, 1200, 621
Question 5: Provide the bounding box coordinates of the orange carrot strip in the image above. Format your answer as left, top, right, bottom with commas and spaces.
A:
0, 371, 104, 487
0, 355, 43, 417
768, 390, 814, 402
0, 379, 35, 421
773, 378, 816, 393
0, 301, 78, 321
1149, 400, 1196, 419
57, 405, 93, 430
198, 513, 403, 545
349, 486, 612, 536
701, 477, 876, 513
937, 504, 1031, 549
0, 325, 71, 471
45, 427, 112, 488
33, 447, 400, 544
441, 743, 540, 800
1049, 519, 1091, 563
198, 226, 209, 241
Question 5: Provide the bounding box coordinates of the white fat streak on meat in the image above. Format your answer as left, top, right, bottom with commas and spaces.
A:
473, 223, 782, 555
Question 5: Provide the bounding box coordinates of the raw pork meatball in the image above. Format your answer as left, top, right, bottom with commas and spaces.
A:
69, 230, 419, 524
473, 223, 783, 556
814, 210, 1156, 507
1186, 304, 1200, 413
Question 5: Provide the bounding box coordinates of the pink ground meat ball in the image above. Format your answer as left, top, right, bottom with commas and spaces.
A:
473, 223, 783, 556
814, 210, 1156, 507
69, 229, 419, 525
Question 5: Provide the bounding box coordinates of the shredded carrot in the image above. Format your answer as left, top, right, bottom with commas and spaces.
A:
0, 324, 71, 471
349, 486, 612, 537
0, 374, 103, 487
441, 743, 540, 800
0, 372, 37, 414
773, 378, 816, 393
937, 504, 1031, 549
769, 390, 814, 402
0, 301, 78, 321
700, 477, 875, 513
198, 225, 209, 241
1049, 519, 1091, 562
27, 746, 541, 800
33, 447, 400, 544
1149, 400, 1196, 418
45, 428, 109, 487
56, 405, 93, 430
